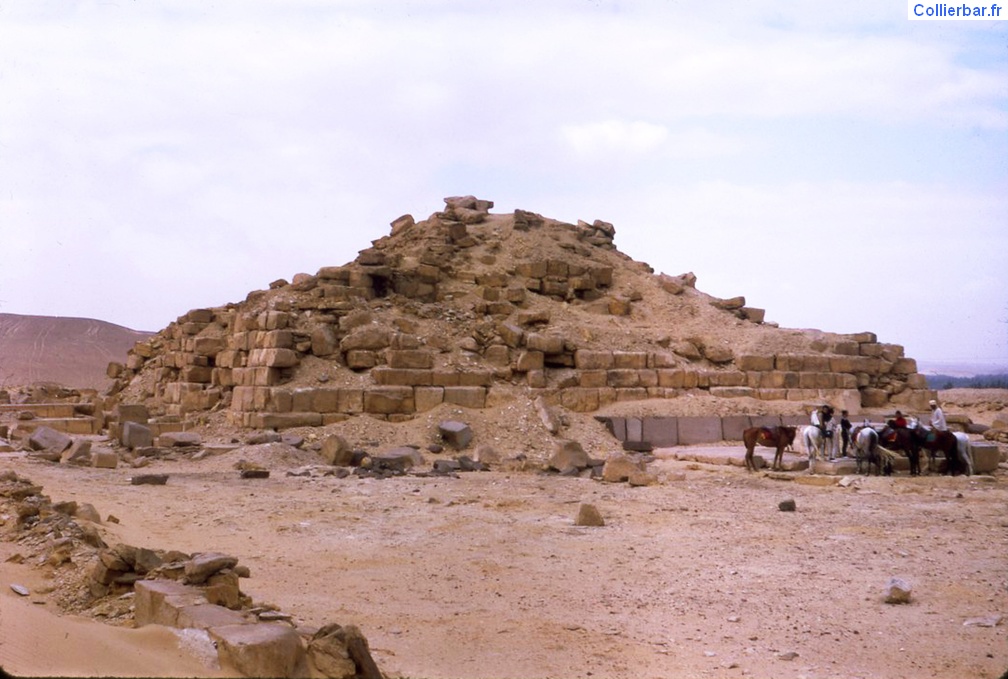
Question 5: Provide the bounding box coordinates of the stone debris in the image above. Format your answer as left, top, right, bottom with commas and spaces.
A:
778, 498, 797, 512
575, 503, 605, 527
884, 577, 913, 604
130, 474, 169, 486
438, 420, 473, 449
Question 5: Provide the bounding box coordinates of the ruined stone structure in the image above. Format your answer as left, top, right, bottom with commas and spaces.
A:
106, 196, 934, 431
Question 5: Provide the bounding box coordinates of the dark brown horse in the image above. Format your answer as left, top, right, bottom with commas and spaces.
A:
743, 426, 797, 472
911, 424, 961, 475
880, 424, 922, 475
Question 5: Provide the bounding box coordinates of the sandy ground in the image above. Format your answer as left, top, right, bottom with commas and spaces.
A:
1, 441, 1006, 679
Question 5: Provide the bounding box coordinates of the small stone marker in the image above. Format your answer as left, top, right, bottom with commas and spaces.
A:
575, 503, 605, 527
130, 474, 169, 486
10, 584, 29, 596
778, 498, 797, 512
885, 577, 912, 604
240, 469, 270, 479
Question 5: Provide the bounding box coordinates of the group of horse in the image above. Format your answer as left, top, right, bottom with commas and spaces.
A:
742, 419, 974, 476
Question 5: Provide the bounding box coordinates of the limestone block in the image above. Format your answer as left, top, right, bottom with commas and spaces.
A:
579, 370, 608, 388
641, 417, 678, 447
548, 440, 589, 471
61, 439, 92, 465
615, 387, 648, 401
248, 348, 299, 368
575, 350, 614, 370
741, 307, 765, 323
602, 452, 645, 482
116, 404, 149, 424
28, 426, 72, 453
721, 415, 752, 441
443, 387, 486, 409
372, 368, 433, 386
386, 349, 434, 369
310, 326, 338, 357
311, 388, 339, 413
337, 389, 364, 413
970, 442, 1000, 474
891, 358, 917, 374
656, 369, 686, 389
515, 351, 544, 372
209, 623, 308, 679
363, 387, 415, 414
613, 351, 648, 369
460, 371, 496, 388
607, 370, 640, 388
192, 336, 226, 357
258, 330, 294, 350
677, 417, 723, 445
177, 603, 249, 629
414, 387, 444, 412
122, 421, 153, 449
134, 579, 208, 627
861, 388, 889, 408
258, 311, 290, 331
256, 413, 323, 429
345, 350, 377, 370
560, 388, 600, 412
516, 260, 548, 278
91, 451, 118, 469
429, 370, 459, 387
340, 325, 392, 352
525, 333, 565, 354
737, 355, 775, 371
710, 371, 747, 387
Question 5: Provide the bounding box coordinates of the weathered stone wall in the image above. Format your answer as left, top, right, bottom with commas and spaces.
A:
106, 199, 933, 429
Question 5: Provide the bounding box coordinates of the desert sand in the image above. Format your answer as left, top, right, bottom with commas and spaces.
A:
2, 390, 1007, 679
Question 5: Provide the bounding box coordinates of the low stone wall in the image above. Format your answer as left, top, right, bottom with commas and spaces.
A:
596, 414, 811, 447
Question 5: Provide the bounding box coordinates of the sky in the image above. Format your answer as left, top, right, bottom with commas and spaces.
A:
1, 1, 1006, 370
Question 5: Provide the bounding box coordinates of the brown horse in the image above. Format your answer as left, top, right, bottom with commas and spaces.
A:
911, 424, 961, 475
880, 424, 922, 475
743, 426, 797, 472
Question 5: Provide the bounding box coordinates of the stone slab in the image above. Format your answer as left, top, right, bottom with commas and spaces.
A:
134, 579, 208, 627
641, 417, 677, 447
209, 623, 308, 679
971, 442, 1000, 474
720, 415, 752, 442
676, 416, 723, 445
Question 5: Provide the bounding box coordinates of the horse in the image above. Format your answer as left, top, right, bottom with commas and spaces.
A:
743, 425, 797, 472
879, 424, 922, 476
911, 424, 961, 475
802, 422, 837, 465
953, 431, 974, 476
851, 425, 892, 476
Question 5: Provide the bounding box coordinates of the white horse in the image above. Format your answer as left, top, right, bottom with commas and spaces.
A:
952, 431, 974, 476
802, 422, 838, 466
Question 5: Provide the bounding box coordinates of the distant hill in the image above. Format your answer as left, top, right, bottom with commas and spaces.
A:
0, 313, 153, 391
925, 373, 1008, 389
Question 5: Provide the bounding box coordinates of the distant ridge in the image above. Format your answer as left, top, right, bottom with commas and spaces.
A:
0, 313, 153, 391
917, 360, 1008, 378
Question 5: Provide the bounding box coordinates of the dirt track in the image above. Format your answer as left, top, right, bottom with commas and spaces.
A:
5, 444, 1007, 679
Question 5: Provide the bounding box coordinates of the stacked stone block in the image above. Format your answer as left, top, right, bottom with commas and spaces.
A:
105, 202, 934, 429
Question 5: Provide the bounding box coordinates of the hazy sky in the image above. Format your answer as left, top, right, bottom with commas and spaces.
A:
1, 1, 1005, 368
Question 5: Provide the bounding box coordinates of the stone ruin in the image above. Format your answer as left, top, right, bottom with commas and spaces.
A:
97, 195, 934, 435
0, 469, 383, 679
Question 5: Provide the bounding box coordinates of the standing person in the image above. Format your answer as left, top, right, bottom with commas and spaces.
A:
840, 410, 852, 457
929, 399, 947, 432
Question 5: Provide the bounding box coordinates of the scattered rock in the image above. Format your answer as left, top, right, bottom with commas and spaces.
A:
549, 440, 589, 472
185, 552, 239, 585
438, 421, 473, 449
884, 577, 913, 604
130, 474, 169, 486
10, 584, 29, 596
575, 503, 605, 527
778, 498, 797, 512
